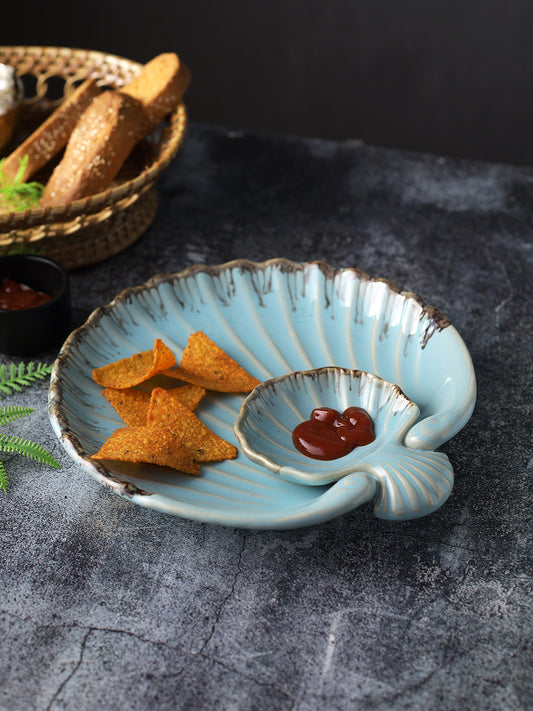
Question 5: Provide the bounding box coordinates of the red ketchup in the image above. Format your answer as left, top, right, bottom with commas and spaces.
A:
0, 276, 53, 310
292, 406, 375, 460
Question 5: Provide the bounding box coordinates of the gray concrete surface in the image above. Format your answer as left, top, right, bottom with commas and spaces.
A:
0, 123, 531, 710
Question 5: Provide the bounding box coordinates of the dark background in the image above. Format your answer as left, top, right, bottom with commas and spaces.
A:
2, 1, 533, 166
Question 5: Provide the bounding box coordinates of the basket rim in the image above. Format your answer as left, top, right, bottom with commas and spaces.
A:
0, 44, 145, 65
0, 45, 188, 232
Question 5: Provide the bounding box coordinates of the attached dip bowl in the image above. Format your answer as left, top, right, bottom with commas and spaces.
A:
235, 367, 455, 519
0, 254, 71, 355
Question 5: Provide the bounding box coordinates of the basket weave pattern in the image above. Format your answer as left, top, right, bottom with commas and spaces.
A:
0, 46, 187, 269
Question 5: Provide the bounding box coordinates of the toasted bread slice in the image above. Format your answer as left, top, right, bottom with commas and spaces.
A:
2, 78, 101, 183
40, 90, 143, 207
122, 52, 191, 138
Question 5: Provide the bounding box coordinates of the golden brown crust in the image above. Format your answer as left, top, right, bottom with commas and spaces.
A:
2, 78, 101, 183
122, 52, 191, 138
40, 90, 143, 207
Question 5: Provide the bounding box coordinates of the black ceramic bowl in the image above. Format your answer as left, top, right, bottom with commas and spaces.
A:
0, 254, 71, 355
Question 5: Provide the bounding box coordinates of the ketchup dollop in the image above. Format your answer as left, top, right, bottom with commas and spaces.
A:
292, 406, 376, 460
0, 276, 53, 311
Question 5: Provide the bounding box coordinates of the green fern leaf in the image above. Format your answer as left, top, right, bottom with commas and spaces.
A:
29, 362, 54, 380
0, 361, 53, 397
0, 405, 34, 426
0, 361, 60, 489
0, 461, 7, 492
0, 433, 61, 468
0, 382, 22, 394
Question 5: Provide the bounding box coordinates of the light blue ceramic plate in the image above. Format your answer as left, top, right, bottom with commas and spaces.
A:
48, 259, 476, 529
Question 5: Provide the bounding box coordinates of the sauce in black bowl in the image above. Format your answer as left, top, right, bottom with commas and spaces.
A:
0, 254, 71, 355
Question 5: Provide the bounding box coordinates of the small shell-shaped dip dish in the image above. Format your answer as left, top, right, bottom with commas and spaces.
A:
235, 367, 454, 520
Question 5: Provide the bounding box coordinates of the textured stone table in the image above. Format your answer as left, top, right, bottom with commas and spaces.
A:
1, 123, 532, 711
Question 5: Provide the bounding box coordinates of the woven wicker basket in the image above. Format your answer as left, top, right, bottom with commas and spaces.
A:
0, 46, 188, 270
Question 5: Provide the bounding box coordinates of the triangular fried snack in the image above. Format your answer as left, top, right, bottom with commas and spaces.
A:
103, 384, 206, 427
93, 338, 177, 389
91, 425, 200, 475
103, 388, 150, 427
147, 387, 237, 462
161, 384, 206, 411
163, 331, 259, 393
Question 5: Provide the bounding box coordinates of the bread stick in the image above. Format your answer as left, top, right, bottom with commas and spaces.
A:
122, 52, 191, 138
40, 90, 143, 207
2, 78, 101, 183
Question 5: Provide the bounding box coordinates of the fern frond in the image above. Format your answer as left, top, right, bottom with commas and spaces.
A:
0, 405, 34, 426
0, 461, 7, 492
0, 361, 53, 397
0, 433, 61, 468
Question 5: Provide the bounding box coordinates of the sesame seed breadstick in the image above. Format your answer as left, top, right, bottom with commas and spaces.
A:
40, 90, 143, 207
122, 52, 191, 138
2, 78, 101, 183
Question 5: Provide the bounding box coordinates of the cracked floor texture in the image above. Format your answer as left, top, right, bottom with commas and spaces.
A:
0, 123, 532, 711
